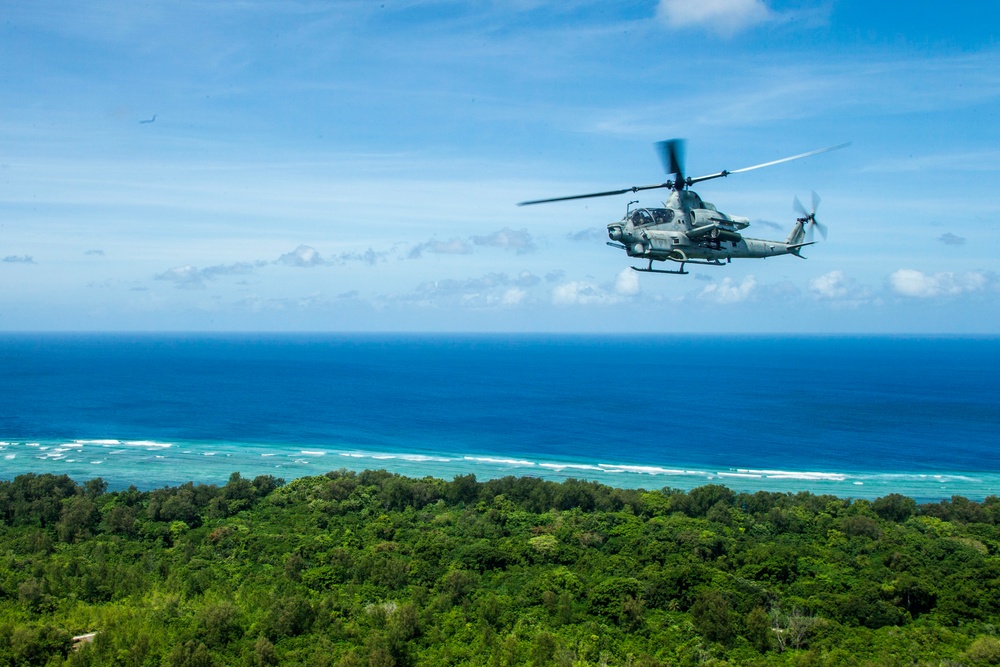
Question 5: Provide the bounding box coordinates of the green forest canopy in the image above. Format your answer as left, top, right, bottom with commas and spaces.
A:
3, 471, 1000, 666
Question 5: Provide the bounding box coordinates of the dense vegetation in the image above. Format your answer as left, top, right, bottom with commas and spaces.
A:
3, 472, 1000, 666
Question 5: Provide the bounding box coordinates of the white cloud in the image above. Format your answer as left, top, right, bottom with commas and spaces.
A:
698, 275, 757, 303
552, 280, 615, 306
809, 270, 874, 307
809, 270, 851, 300
550, 270, 642, 306
889, 269, 993, 298
614, 268, 640, 296
657, 0, 771, 36
501, 288, 526, 306
472, 227, 536, 255
276, 245, 326, 267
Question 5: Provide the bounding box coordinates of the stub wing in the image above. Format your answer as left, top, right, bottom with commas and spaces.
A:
686, 222, 743, 244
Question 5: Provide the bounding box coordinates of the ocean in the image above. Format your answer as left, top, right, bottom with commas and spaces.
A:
1, 333, 998, 502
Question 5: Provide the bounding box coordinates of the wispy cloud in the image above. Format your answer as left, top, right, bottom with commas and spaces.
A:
408, 238, 473, 259
402, 271, 541, 308
335, 248, 386, 265
276, 244, 389, 266
409, 228, 537, 259
591, 49, 1000, 137
84, 249, 105, 256
938, 233, 966, 246
155, 261, 265, 289
471, 227, 536, 254
656, 0, 771, 37
154, 243, 388, 291
155, 265, 207, 289
235, 292, 327, 313
567, 227, 605, 242
3, 255, 36, 264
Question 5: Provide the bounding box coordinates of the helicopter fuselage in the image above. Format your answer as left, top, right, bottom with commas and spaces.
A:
517, 138, 841, 274
606, 190, 809, 267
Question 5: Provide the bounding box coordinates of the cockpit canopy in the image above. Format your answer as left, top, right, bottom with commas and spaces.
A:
629, 208, 674, 227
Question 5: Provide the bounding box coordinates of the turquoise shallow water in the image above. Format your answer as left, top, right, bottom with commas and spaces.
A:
2, 334, 998, 501
1, 437, 997, 501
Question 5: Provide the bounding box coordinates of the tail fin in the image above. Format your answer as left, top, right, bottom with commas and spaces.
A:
785, 220, 806, 246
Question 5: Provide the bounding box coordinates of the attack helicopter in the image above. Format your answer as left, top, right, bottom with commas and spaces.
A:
518, 139, 848, 274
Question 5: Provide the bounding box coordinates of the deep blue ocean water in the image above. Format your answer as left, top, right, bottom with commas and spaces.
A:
1, 334, 999, 501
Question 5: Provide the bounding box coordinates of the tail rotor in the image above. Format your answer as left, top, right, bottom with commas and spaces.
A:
794, 191, 827, 242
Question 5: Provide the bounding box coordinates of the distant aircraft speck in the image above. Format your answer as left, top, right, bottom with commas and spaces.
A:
139, 114, 156, 124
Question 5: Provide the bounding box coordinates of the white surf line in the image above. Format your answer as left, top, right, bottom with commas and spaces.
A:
464, 456, 535, 466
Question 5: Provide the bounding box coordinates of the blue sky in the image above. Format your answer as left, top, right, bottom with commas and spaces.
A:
1, 0, 998, 332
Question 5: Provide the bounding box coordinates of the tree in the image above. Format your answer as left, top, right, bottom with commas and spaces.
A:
56, 495, 100, 543
165, 640, 217, 667
745, 607, 772, 653
873, 493, 917, 522
691, 590, 736, 646
8, 624, 72, 665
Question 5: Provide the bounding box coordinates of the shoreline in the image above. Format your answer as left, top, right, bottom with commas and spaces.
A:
2, 437, 998, 502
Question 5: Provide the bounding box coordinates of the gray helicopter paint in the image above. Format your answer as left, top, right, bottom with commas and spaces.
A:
603, 172, 822, 269
519, 138, 844, 274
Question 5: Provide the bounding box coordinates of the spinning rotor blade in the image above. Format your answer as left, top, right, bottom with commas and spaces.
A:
688, 142, 851, 187
794, 191, 827, 241
814, 219, 828, 240
517, 182, 671, 206
793, 195, 808, 218
520, 138, 687, 206
517, 140, 848, 206
656, 139, 686, 184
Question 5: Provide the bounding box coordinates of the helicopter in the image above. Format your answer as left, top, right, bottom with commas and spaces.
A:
518, 139, 849, 275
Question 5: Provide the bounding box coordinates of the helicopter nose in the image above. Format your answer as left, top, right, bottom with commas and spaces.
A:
608, 225, 623, 241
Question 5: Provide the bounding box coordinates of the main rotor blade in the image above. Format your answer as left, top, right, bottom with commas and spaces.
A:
517, 182, 671, 206
656, 139, 686, 183
728, 143, 851, 176
688, 142, 851, 186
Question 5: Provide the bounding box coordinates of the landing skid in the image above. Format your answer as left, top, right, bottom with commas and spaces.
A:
631, 258, 727, 275
632, 263, 688, 275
